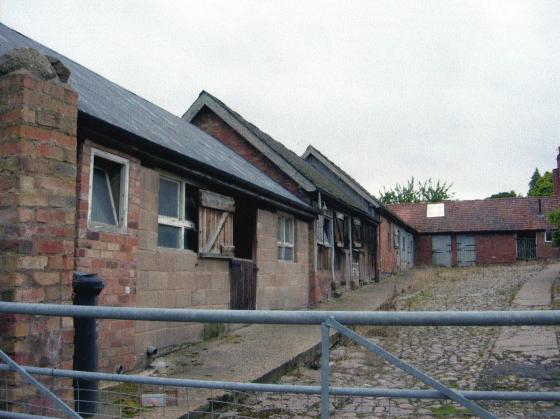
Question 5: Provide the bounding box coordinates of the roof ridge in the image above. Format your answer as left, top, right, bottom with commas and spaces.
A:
303, 144, 380, 204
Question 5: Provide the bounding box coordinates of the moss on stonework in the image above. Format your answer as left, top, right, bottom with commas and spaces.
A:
0, 288, 15, 301
203, 322, 225, 340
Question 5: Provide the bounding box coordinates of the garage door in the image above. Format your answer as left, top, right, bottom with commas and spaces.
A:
432, 235, 451, 267
457, 234, 476, 267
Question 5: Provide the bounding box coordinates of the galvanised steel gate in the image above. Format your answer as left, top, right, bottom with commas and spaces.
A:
0, 302, 559, 418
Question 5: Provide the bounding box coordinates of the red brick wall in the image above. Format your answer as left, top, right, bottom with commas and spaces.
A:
475, 233, 517, 264
378, 215, 397, 274
414, 234, 432, 266
450, 235, 458, 266
75, 139, 141, 372
191, 107, 306, 200
537, 231, 560, 259
0, 67, 77, 371
0, 61, 77, 411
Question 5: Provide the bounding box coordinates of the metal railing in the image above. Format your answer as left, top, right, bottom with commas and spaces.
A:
1, 301, 559, 418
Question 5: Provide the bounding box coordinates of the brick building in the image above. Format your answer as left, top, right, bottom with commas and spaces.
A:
390, 197, 560, 266
184, 92, 416, 305
301, 146, 415, 275
0, 23, 316, 377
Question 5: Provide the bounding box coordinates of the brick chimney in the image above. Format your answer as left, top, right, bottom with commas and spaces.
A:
0, 48, 78, 409
553, 147, 560, 196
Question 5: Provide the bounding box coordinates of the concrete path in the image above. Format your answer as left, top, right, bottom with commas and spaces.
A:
143, 274, 415, 416
493, 262, 560, 358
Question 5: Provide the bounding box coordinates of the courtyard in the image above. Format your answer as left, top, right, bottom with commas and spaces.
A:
210, 263, 560, 418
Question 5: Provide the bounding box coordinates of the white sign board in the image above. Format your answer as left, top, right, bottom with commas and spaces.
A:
426, 203, 445, 218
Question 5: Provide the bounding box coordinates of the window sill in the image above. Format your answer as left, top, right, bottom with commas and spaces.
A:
157, 246, 198, 254
278, 259, 296, 263
87, 222, 127, 235
199, 252, 234, 260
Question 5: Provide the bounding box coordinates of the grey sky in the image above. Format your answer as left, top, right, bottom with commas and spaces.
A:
2, 1, 559, 199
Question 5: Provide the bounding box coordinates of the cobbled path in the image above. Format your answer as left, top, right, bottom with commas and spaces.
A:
217, 264, 559, 418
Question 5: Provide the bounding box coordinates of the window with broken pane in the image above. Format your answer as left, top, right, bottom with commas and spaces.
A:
89, 150, 129, 231
157, 176, 198, 251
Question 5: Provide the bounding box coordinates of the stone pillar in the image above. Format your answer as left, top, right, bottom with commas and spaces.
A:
0, 48, 77, 409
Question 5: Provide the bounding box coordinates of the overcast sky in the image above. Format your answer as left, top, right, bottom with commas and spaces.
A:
2, 1, 559, 199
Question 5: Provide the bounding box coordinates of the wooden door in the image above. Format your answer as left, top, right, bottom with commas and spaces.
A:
229, 258, 257, 310
457, 234, 476, 266
432, 235, 452, 267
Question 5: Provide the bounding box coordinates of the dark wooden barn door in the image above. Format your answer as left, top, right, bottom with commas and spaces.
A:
229, 258, 257, 310
516, 233, 537, 261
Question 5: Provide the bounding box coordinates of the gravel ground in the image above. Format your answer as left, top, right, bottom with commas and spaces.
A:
216, 263, 559, 418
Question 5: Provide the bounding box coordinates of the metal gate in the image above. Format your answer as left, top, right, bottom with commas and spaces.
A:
229, 258, 257, 310
457, 234, 476, 267
517, 235, 537, 261
432, 235, 452, 267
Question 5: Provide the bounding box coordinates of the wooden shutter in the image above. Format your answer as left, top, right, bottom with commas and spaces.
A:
199, 190, 235, 257
352, 218, 362, 248
334, 212, 345, 248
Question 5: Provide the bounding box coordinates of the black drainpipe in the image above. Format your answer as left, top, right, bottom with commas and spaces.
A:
72, 272, 105, 417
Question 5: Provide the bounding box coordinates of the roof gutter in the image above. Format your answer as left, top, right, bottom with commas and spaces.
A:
78, 112, 317, 220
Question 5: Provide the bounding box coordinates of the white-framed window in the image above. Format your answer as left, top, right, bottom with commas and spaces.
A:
277, 213, 295, 261
545, 230, 553, 243
88, 148, 129, 232
157, 175, 198, 251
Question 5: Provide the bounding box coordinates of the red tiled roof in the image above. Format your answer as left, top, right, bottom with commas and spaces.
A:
388, 197, 560, 234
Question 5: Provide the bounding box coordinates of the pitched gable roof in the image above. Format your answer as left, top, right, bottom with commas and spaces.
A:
388, 197, 560, 233
184, 91, 372, 216
302, 145, 381, 208
0, 23, 308, 210
302, 145, 415, 231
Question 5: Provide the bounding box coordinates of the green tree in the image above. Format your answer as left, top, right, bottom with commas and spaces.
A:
547, 208, 560, 246
379, 177, 454, 204
487, 191, 517, 199
528, 168, 541, 193
528, 171, 553, 197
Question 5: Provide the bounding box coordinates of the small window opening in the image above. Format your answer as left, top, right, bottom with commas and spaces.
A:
545, 230, 553, 243
89, 151, 128, 231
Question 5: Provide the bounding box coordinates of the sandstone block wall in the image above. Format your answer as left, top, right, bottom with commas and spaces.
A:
255, 208, 308, 309
134, 166, 230, 365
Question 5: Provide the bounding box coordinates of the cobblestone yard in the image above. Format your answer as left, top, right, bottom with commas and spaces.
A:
216, 264, 559, 418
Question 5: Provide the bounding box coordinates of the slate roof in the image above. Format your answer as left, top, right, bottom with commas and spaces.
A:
185, 91, 371, 216
303, 145, 381, 208
302, 145, 414, 231
388, 197, 560, 234
0, 23, 308, 209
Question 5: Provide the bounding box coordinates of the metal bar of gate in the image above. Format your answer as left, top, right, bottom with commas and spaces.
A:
0, 364, 558, 401
1, 301, 559, 326
0, 350, 80, 419
320, 321, 330, 419
326, 318, 497, 419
